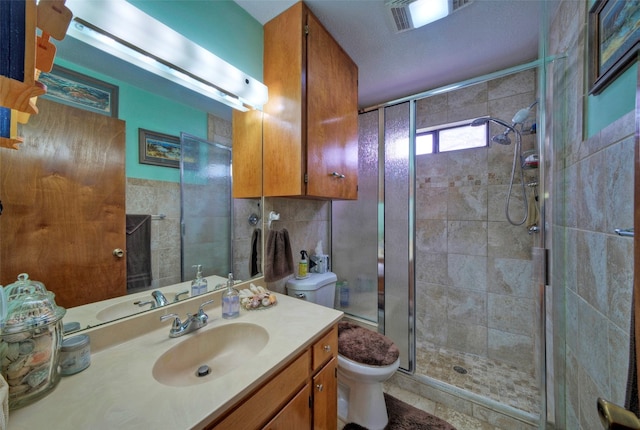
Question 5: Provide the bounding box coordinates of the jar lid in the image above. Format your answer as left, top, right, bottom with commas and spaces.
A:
63, 321, 81, 334
2, 273, 66, 334
62, 334, 90, 351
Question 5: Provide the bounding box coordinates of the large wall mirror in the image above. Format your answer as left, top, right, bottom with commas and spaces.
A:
0, 3, 264, 331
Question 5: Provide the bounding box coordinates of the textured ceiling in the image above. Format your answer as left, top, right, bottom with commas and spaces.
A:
235, 0, 556, 109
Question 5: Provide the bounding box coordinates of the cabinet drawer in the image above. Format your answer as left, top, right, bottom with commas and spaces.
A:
312, 325, 337, 371
208, 349, 311, 430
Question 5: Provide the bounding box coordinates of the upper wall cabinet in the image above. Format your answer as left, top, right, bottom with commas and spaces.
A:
263, 2, 358, 200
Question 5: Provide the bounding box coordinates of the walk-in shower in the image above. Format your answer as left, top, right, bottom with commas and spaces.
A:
332, 64, 544, 428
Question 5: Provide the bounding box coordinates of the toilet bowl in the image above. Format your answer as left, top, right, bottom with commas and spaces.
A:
286, 273, 400, 430
337, 355, 400, 429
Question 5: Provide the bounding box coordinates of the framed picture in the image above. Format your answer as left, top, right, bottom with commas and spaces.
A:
139, 128, 181, 168
39, 65, 119, 117
588, 0, 640, 95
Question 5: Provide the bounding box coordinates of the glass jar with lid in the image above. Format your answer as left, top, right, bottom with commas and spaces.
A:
0, 273, 66, 409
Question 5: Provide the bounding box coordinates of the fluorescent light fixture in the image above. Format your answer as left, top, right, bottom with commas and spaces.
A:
408, 0, 450, 28
64, 0, 268, 111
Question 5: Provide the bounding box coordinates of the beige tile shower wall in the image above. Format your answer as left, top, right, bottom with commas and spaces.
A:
548, 1, 635, 428
414, 69, 539, 376
559, 111, 635, 429
262, 197, 332, 293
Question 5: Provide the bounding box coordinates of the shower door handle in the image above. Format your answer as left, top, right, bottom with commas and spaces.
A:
597, 397, 640, 429
112, 248, 125, 258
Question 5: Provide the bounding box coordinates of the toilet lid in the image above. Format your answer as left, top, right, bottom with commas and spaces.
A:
338, 321, 399, 366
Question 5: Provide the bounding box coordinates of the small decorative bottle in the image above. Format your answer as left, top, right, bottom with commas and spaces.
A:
191, 265, 208, 296
222, 273, 240, 319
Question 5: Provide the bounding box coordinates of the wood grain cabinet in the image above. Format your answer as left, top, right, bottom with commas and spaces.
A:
206, 324, 338, 430
262, 2, 358, 200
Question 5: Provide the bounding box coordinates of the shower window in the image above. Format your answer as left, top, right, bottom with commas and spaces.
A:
416, 120, 487, 154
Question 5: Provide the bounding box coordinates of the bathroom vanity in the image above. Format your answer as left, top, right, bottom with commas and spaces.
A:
7, 283, 342, 429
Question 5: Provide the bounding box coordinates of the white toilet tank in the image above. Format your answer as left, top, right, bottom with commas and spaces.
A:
286, 272, 337, 308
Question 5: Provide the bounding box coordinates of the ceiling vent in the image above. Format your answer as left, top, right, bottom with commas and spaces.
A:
386, 0, 473, 33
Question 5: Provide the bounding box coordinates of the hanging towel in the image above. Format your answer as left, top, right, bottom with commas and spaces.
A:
264, 228, 294, 282
125, 214, 152, 291
526, 190, 540, 229
250, 228, 261, 277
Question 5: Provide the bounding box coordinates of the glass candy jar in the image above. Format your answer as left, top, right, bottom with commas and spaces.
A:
1, 273, 66, 409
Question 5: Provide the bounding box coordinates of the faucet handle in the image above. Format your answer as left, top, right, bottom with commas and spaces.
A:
160, 313, 181, 329
174, 290, 189, 302
134, 300, 155, 309
197, 299, 215, 316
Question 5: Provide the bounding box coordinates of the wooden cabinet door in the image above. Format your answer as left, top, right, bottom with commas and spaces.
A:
263, 383, 311, 430
306, 11, 358, 200
263, 2, 305, 197
312, 356, 337, 430
0, 98, 126, 308
232, 109, 263, 198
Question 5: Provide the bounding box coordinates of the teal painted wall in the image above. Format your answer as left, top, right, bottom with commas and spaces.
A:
129, 0, 263, 81
586, 63, 637, 138
57, 1, 263, 182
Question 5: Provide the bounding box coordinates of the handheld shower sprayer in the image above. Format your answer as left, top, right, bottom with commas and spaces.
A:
471, 114, 529, 226
511, 100, 538, 126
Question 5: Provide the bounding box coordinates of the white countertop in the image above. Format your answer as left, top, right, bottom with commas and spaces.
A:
8, 285, 343, 429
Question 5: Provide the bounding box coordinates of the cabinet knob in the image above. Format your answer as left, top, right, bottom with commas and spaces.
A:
323, 345, 331, 352
112, 248, 124, 258
329, 172, 346, 179
316, 383, 324, 392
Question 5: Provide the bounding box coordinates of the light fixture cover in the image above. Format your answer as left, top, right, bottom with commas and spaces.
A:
65, 0, 268, 110
408, 0, 450, 28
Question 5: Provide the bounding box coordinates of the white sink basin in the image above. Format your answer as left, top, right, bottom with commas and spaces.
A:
152, 322, 269, 387
96, 293, 180, 321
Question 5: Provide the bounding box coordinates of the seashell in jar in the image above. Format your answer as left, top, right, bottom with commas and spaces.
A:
8, 384, 29, 396
6, 342, 22, 361
18, 339, 35, 355
25, 367, 49, 388
6, 364, 30, 381
7, 355, 29, 373
2, 331, 32, 343
27, 348, 52, 367
32, 334, 51, 352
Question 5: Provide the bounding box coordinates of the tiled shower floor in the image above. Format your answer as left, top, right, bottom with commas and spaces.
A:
416, 343, 541, 415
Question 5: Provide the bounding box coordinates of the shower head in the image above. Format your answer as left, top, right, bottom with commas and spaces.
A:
491, 131, 511, 145
470, 117, 516, 145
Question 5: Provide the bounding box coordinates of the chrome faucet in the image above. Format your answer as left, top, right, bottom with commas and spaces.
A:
152, 290, 169, 307
160, 299, 215, 338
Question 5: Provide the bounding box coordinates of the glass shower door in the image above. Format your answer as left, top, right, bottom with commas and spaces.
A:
180, 132, 232, 281
332, 111, 380, 323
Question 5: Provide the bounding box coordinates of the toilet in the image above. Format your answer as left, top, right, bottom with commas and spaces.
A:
286, 272, 400, 430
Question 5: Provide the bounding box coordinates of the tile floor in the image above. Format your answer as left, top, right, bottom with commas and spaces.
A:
416, 343, 540, 415
337, 383, 530, 430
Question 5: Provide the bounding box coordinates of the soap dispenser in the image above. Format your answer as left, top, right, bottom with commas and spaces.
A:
298, 250, 308, 278
222, 273, 240, 319
191, 265, 208, 296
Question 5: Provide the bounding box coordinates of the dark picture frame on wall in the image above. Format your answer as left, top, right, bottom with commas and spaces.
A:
39, 65, 119, 117
138, 128, 181, 168
588, 0, 640, 95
